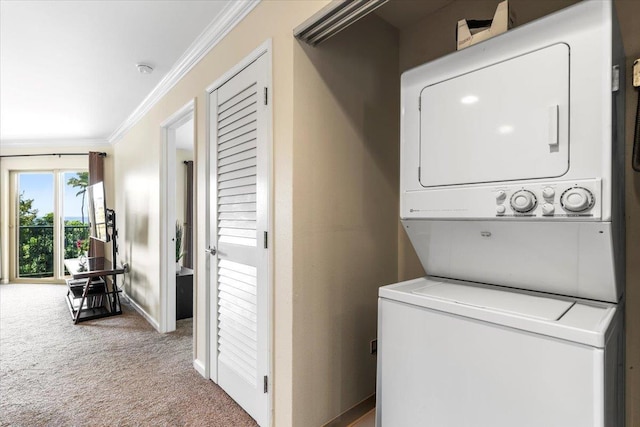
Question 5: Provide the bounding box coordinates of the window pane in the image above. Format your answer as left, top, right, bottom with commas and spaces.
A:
18, 173, 54, 279
63, 172, 89, 270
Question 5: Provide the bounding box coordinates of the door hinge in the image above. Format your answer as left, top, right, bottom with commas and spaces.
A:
264, 231, 268, 249
264, 87, 268, 105
612, 65, 620, 92
418, 97, 421, 111
263, 375, 268, 393
418, 166, 421, 181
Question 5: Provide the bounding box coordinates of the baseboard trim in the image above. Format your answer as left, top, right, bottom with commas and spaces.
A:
323, 394, 376, 427
122, 291, 160, 332
193, 358, 207, 378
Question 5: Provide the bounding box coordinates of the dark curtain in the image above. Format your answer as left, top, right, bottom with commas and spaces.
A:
88, 152, 106, 259
183, 161, 194, 269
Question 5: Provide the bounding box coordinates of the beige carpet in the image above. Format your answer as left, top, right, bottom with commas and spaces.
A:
0, 283, 258, 427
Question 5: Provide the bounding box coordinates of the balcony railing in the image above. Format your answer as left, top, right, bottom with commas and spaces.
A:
18, 225, 90, 278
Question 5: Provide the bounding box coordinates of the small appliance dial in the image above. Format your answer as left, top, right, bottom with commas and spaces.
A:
496, 205, 506, 215
495, 190, 506, 201
560, 187, 594, 212
542, 203, 555, 215
542, 187, 555, 199
510, 190, 537, 213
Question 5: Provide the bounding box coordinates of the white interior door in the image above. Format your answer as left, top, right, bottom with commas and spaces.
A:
208, 51, 270, 426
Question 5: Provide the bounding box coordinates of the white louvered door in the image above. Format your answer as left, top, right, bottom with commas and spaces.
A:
208, 52, 270, 426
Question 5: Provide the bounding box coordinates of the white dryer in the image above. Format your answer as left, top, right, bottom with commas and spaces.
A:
377, 1, 626, 426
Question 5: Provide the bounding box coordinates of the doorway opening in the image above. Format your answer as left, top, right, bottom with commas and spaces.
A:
160, 100, 195, 334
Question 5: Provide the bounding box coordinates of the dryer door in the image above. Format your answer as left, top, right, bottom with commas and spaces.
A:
419, 43, 570, 187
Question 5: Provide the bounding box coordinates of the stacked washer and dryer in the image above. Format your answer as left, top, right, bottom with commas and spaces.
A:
376, 1, 626, 426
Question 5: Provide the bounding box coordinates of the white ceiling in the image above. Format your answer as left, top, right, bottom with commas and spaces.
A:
0, 0, 232, 144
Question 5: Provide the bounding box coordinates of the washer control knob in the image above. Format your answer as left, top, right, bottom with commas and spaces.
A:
542, 187, 555, 199
510, 190, 537, 213
495, 190, 506, 201
496, 205, 506, 215
542, 203, 555, 215
561, 187, 594, 212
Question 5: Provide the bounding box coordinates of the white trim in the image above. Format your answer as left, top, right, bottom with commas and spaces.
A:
108, 0, 260, 145
206, 83, 218, 383
123, 291, 161, 332
265, 42, 274, 427
0, 138, 110, 148
205, 40, 271, 94
159, 99, 195, 334
193, 358, 207, 378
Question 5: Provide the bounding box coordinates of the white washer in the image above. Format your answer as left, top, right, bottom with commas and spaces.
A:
377, 278, 623, 427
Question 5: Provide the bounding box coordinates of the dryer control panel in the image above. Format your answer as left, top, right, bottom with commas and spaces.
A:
402, 178, 603, 220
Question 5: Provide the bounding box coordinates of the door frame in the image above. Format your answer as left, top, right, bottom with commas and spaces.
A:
159, 99, 195, 333
204, 39, 272, 417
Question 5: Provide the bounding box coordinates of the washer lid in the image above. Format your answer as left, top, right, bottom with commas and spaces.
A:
413, 282, 573, 321
379, 277, 619, 347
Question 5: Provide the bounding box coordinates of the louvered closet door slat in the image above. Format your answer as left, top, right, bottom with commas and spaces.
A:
218, 219, 256, 230
218, 92, 257, 122
219, 328, 257, 353
219, 228, 256, 239
219, 275, 257, 296
219, 193, 257, 205
219, 213, 256, 223
218, 84, 257, 113
218, 185, 257, 198
218, 336, 257, 368
219, 158, 257, 175
219, 202, 256, 212
219, 132, 256, 153
219, 305, 257, 330
218, 166, 256, 183
219, 148, 257, 167
219, 122, 257, 144
216, 70, 260, 391
218, 176, 255, 190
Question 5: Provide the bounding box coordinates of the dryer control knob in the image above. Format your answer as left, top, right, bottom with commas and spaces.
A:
561, 187, 594, 212
495, 190, 506, 201
542, 187, 555, 199
542, 203, 555, 215
510, 190, 537, 213
496, 205, 506, 215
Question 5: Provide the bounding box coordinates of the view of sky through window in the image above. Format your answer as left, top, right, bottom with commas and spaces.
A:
19, 172, 88, 222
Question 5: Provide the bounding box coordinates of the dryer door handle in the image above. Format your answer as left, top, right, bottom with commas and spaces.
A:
548, 105, 559, 147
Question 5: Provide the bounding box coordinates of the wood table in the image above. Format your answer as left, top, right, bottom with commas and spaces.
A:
64, 257, 125, 324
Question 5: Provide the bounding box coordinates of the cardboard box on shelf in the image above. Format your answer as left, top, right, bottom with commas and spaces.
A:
456, 1, 515, 50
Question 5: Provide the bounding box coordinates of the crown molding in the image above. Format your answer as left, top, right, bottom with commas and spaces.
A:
108, 0, 260, 145
0, 138, 110, 148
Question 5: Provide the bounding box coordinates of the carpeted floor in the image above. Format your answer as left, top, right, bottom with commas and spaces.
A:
0, 283, 258, 427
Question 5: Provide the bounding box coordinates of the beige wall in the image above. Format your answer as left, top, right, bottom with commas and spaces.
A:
111, 1, 330, 425
0, 144, 114, 283
396, 1, 640, 424
291, 15, 399, 426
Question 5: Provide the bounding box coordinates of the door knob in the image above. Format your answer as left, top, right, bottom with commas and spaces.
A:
205, 246, 217, 255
